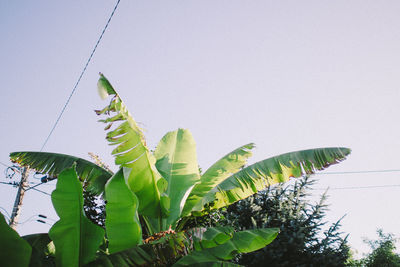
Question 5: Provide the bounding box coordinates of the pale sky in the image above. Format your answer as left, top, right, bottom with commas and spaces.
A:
1, 1, 400, 257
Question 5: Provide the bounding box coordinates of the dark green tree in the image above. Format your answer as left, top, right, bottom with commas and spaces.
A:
217, 176, 351, 267
83, 188, 106, 228
350, 229, 400, 267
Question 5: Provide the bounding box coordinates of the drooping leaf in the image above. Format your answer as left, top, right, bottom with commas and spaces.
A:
182, 143, 255, 217
22, 233, 55, 267
96, 74, 165, 219
190, 262, 243, 267
173, 228, 279, 266
105, 169, 142, 253
182, 262, 242, 267
10, 151, 113, 195
189, 227, 235, 250
85, 245, 154, 266
154, 129, 201, 226
202, 147, 350, 210
97, 73, 116, 100
49, 166, 105, 267
0, 213, 32, 267
86, 232, 190, 267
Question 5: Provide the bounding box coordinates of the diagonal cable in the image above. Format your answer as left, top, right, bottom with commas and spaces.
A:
40, 0, 121, 151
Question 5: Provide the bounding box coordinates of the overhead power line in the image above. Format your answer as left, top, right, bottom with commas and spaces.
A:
0, 207, 11, 221
0, 161, 10, 168
2, 167, 400, 196
29, 187, 52, 196
40, 0, 122, 152
316, 169, 400, 175
314, 184, 400, 191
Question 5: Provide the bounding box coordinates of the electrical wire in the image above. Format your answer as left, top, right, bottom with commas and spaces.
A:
25, 177, 56, 192
0, 207, 11, 221
38, 214, 57, 222
4, 165, 20, 179
0, 181, 18, 186
28, 182, 54, 186
18, 214, 40, 225
17, 215, 53, 226
0, 161, 10, 168
316, 169, 400, 175
314, 184, 400, 191
39, 0, 122, 152
3, 166, 400, 196
29, 187, 51, 196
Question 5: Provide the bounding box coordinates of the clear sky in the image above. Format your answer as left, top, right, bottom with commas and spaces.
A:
1, 1, 400, 257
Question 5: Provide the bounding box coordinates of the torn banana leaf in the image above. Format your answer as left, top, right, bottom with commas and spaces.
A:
202, 147, 351, 210
10, 151, 112, 195
96, 74, 166, 220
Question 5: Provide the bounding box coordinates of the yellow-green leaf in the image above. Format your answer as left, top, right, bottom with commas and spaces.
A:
182, 143, 255, 216
49, 166, 104, 266
203, 147, 351, 210
154, 129, 201, 227
96, 74, 165, 219
105, 169, 142, 253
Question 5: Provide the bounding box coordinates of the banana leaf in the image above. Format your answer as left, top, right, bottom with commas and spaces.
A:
173, 228, 279, 266
182, 143, 255, 217
97, 73, 116, 99
105, 169, 142, 253
86, 232, 190, 266
96, 75, 166, 219
0, 213, 32, 267
189, 227, 235, 250
154, 129, 201, 227
22, 233, 55, 267
49, 166, 105, 266
203, 147, 351, 210
184, 263, 242, 267
10, 151, 112, 195
86, 244, 158, 267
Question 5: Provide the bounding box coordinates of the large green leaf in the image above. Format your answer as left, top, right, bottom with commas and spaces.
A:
22, 233, 55, 267
182, 262, 242, 267
173, 228, 279, 266
105, 169, 142, 253
0, 212, 32, 267
85, 246, 154, 266
86, 232, 190, 267
203, 147, 351, 210
154, 129, 201, 227
10, 151, 112, 195
96, 74, 166, 219
49, 166, 105, 267
189, 227, 235, 250
182, 143, 255, 217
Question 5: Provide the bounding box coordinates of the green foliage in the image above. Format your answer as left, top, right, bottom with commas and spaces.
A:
196, 176, 351, 266
49, 166, 105, 266
22, 233, 55, 267
10, 151, 113, 195
350, 229, 400, 267
182, 143, 255, 216
0, 213, 31, 267
96, 85, 167, 221
154, 128, 201, 227
204, 148, 351, 211
83, 188, 106, 228
105, 169, 142, 253
4, 74, 351, 266
174, 228, 279, 266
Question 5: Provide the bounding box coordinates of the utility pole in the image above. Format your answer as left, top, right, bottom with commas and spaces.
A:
9, 167, 29, 230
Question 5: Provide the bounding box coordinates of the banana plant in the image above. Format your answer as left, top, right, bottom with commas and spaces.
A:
4, 74, 351, 266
